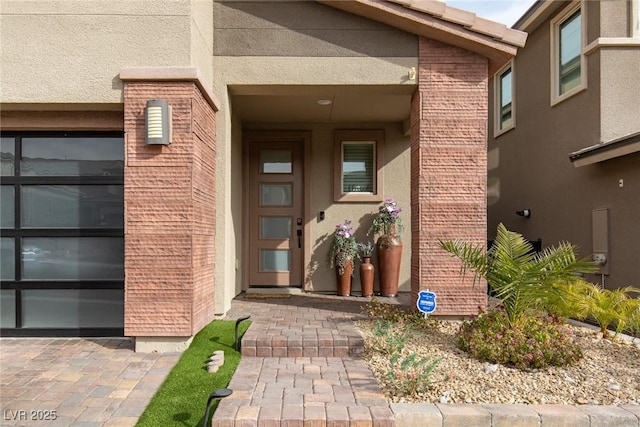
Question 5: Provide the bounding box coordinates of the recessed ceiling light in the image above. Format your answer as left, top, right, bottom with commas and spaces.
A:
317, 99, 332, 106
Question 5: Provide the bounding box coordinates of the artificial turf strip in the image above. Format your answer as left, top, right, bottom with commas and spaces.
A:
135, 319, 251, 427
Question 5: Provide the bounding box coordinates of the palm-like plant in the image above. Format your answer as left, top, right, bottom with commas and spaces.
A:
582, 284, 640, 339
439, 223, 598, 327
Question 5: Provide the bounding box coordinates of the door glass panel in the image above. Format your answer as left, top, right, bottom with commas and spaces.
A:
260, 249, 290, 272
22, 237, 124, 280
261, 150, 292, 173
260, 183, 292, 206
21, 289, 124, 328
260, 217, 292, 239
1, 290, 16, 328
21, 137, 124, 176
1, 137, 15, 176
1, 238, 15, 280
1, 186, 14, 228
21, 185, 124, 228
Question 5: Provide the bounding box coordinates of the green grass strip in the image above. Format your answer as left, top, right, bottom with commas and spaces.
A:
136, 319, 250, 427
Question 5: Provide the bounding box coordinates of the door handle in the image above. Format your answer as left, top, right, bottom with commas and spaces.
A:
297, 229, 302, 248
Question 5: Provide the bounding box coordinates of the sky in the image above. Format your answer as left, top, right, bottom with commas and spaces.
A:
445, 0, 538, 27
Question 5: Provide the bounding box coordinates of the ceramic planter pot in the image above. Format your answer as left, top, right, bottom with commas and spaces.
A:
359, 257, 375, 297
376, 234, 402, 297
336, 258, 354, 296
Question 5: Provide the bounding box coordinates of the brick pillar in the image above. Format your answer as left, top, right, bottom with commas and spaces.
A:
410, 38, 488, 316
123, 80, 216, 338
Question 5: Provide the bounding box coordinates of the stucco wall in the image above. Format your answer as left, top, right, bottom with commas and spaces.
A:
0, 0, 192, 105
488, 2, 640, 289
599, 48, 640, 142
242, 123, 412, 294
211, 0, 418, 310
212, 1, 417, 57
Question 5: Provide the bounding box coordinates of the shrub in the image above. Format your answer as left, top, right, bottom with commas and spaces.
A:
386, 352, 440, 396
581, 284, 640, 339
372, 320, 409, 356
457, 310, 583, 370
440, 223, 597, 328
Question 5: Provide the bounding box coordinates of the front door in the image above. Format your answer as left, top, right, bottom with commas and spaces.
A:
248, 140, 303, 287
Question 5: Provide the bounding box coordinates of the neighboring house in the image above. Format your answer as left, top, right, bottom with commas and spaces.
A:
0, 0, 525, 350
488, 0, 640, 290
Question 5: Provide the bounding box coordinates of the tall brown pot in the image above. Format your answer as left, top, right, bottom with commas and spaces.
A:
359, 257, 375, 297
376, 234, 402, 297
336, 258, 353, 296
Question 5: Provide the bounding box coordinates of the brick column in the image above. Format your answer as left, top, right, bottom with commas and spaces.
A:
122, 79, 217, 339
410, 38, 488, 315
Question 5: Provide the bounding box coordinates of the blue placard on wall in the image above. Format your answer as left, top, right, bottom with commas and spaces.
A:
416, 290, 437, 314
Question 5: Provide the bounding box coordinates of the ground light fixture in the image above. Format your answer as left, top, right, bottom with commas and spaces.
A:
234, 315, 251, 351
202, 388, 233, 427
145, 99, 172, 145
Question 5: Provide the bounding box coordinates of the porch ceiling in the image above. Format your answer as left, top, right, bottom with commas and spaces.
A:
230, 84, 414, 123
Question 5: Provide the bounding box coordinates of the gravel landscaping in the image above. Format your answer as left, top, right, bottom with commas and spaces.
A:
356, 318, 640, 406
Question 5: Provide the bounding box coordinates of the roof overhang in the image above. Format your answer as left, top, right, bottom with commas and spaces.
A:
569, 132, 640, 167
317, 0, 527, 74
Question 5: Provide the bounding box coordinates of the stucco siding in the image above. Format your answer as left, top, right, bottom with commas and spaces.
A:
488, 1, 640, 290
241, 123, 412, 294
0, 1, 192, 104
597, 0, 632, 38
599, 48, 640, 142
212, 1, 417, 57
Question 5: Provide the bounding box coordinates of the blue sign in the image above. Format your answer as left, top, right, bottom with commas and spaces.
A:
417, 290, 437, 314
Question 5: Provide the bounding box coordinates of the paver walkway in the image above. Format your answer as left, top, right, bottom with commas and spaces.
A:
0, 338, 179, 426
2, 294, 640, 427
215, 293, 398, 426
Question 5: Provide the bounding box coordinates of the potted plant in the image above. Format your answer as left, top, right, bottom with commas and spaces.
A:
358, 241, 375, 297
369, 198, 403, 297
327, 220, 360, 296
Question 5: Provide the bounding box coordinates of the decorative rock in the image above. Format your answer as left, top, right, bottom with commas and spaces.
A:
207, 364, 219, 373
484, 364, 498, 374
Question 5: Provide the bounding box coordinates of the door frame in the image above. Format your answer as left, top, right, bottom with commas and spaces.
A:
242, 130, 312, 291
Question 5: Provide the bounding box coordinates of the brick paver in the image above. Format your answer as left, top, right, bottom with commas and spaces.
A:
0, 338, 179, 426
2, 294, 639, 426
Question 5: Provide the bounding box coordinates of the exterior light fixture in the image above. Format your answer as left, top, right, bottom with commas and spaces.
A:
145, 99, 172, 145
516, 209, 531, 218
202, 388, 232, 427
408, 67, 417, 80
317, 99, 332, 106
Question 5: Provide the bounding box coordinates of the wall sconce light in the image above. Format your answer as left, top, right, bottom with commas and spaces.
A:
408, 67, 417, 81
145, 99, 172, 145
516, 209, 531, 218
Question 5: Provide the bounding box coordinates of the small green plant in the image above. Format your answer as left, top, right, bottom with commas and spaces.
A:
536, 279, 592, 322
357, 241, 375, 258
368, 198, 403, 238
581, 284, 640, 339
456, 310, 583, 370
327, 220, 360, 275
386, 352, 440, 396
372, 320, 409, 355
440, 223, 597, 327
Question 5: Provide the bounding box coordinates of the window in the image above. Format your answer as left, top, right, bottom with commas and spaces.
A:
334, 130, 383, 202
551, 2, 586, 104
0, 133, 124, 336
494, 61, 515, 136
